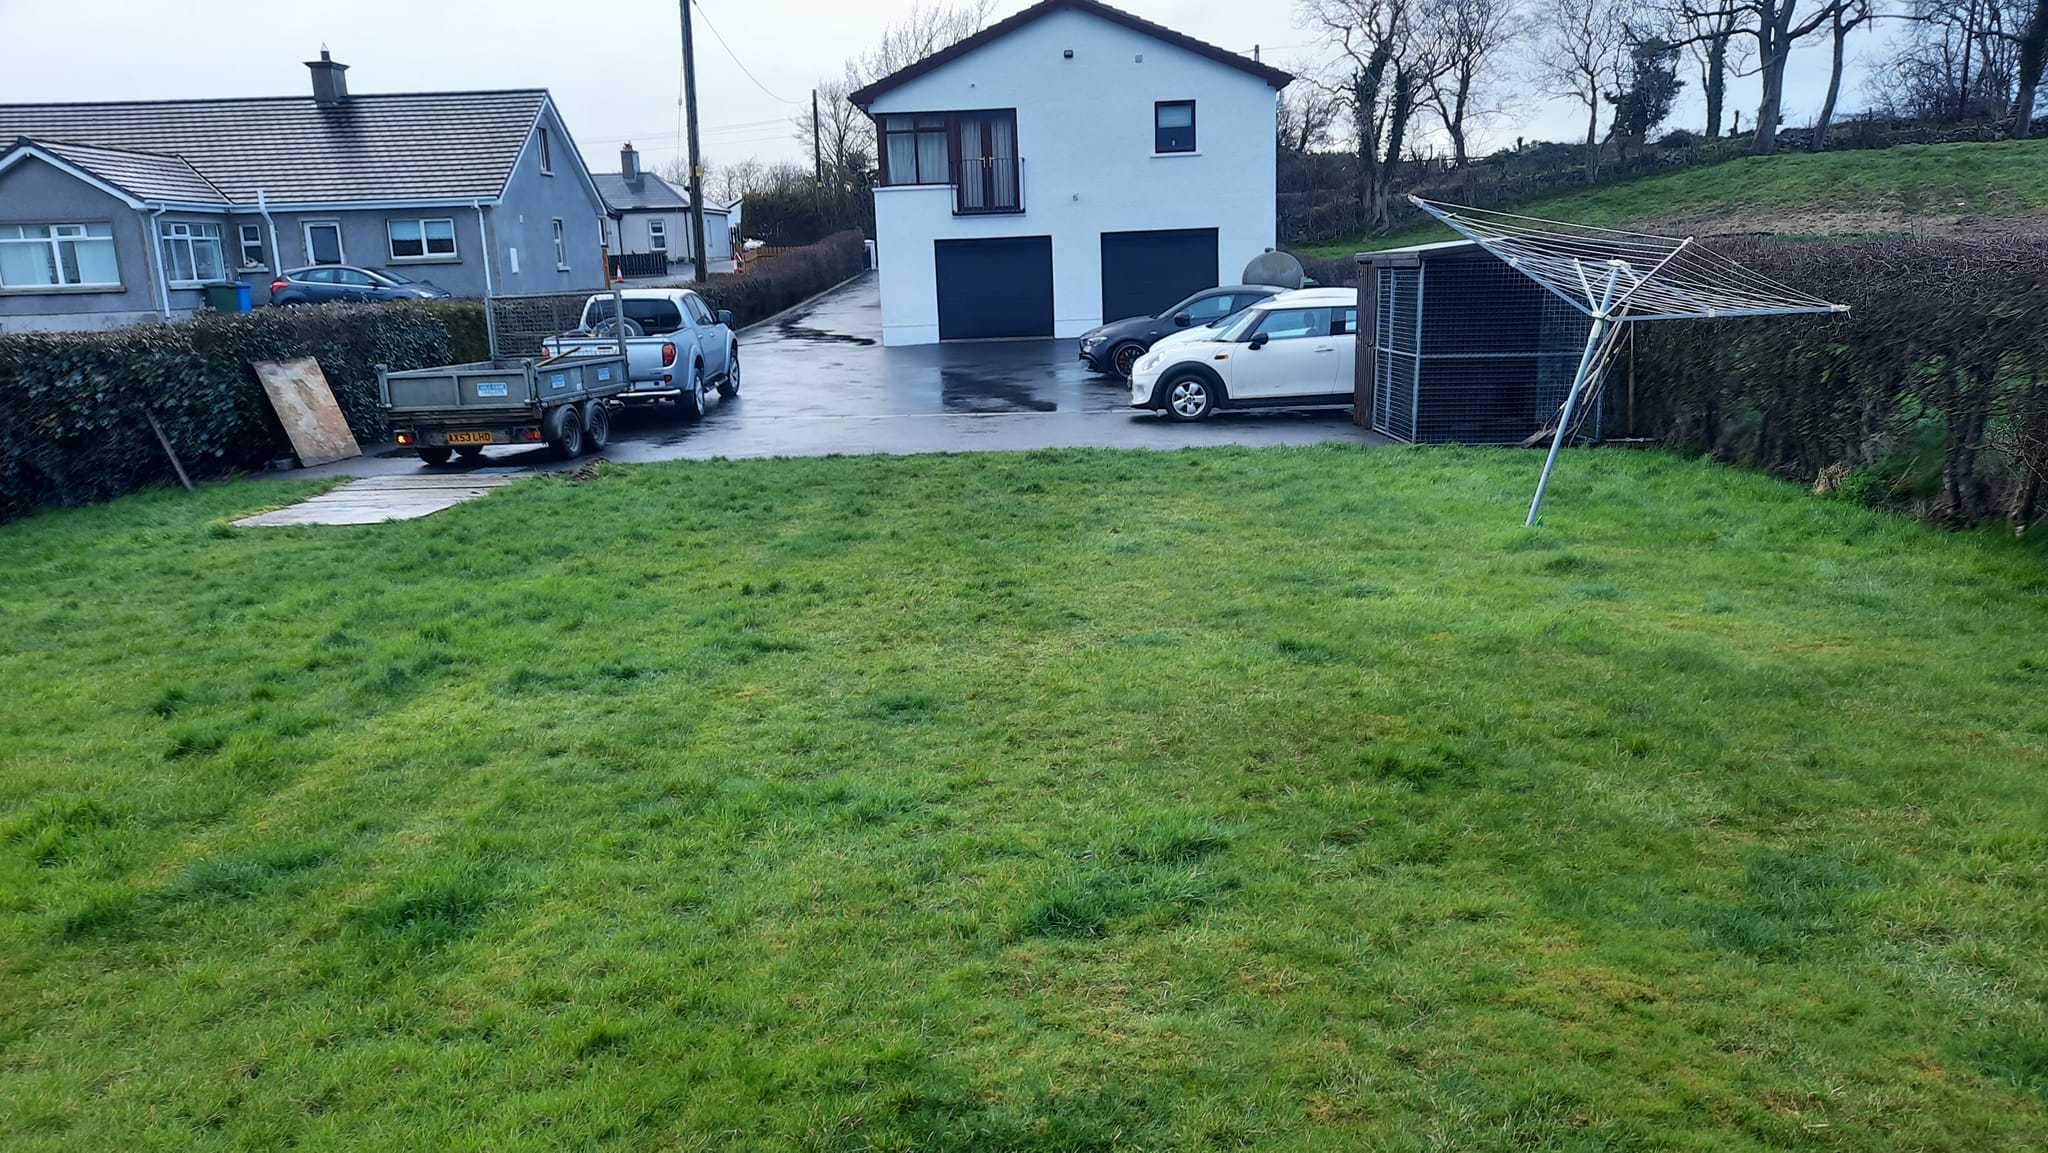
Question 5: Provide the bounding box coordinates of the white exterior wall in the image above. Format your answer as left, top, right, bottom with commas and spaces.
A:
867, 7, 1281, 346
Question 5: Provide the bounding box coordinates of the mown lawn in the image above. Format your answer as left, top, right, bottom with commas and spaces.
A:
2, 446, 2044, 1151
1295, 139, 2048, 257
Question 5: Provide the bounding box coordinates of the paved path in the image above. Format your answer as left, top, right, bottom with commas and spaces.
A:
298, 273, 1387, 484
234, 473, 524, 526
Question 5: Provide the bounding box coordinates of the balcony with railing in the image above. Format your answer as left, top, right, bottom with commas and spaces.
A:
951, 156, 1025, 216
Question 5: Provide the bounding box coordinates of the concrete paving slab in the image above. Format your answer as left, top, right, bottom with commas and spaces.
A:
235, 473, 525, 527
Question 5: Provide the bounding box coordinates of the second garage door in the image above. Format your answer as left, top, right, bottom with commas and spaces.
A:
1100, 228, 1220, 324
935, 236, 1054, 340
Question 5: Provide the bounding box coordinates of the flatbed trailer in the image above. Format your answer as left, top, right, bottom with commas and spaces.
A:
380, 352, 630, 465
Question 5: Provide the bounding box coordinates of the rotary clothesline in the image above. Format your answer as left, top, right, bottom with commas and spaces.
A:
1409, 197, 1848, 525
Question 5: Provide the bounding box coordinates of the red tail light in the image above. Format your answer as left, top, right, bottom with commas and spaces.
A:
661, 342, 677, 368
269, 279, 287, 293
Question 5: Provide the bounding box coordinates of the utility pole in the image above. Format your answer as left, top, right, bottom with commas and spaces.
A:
680, 0, 709, 283
812, 89, 823, 213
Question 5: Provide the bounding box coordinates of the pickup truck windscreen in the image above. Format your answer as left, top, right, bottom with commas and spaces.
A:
585, 299, 685, 335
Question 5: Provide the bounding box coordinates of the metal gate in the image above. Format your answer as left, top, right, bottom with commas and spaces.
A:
1372, 265, 1422, 442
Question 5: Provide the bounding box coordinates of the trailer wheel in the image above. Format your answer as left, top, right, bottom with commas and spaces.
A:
582, 401, 611, 450
550, 406, 586, 460
417, 445, 454, 466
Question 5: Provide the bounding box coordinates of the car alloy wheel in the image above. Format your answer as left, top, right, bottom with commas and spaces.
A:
1112, 343, 1144, 378
1167, 376, 1213, 421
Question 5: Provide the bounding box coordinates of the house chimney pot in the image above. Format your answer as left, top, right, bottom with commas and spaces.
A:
621, 142, 640, 183
307, 49, 349, 106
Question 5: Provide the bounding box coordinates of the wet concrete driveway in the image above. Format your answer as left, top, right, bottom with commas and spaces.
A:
304, 272, 1386, 480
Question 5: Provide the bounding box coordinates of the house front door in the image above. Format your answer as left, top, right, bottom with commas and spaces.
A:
304, 222, 343, 266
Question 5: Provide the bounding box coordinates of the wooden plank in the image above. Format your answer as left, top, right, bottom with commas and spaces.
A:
252, 357, 361, 467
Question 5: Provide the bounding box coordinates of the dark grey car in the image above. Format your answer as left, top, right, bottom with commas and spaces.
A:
1077, 284, 1283, 377
270, 265, 451, 305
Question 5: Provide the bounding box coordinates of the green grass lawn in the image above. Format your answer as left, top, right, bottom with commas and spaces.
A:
3, 447, 2045, 1151
1296, 139, 2048, 257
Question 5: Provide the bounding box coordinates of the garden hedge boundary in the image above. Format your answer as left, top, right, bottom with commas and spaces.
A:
0, 232, 868, 522
0, 306, 451, 522
1629, 237, 2048, 531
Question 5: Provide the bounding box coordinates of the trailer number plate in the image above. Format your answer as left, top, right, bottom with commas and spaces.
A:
445, 430, 494, 445
475, 382, 508, 398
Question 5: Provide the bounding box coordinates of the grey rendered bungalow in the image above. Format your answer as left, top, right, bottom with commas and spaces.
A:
0, 52, 610, 332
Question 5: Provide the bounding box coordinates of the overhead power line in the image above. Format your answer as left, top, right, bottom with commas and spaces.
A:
691, 0, 803, 105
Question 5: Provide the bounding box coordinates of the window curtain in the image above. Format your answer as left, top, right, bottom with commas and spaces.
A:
956, 118, 985, 210
915, 125, 948, 185
990, 116, 1017, 209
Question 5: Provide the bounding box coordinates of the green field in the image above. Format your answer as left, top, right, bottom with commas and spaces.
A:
1298, 139, 2048, 256
3, 448, 2045, 1150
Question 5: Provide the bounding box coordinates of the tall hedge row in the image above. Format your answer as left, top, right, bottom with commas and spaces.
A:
699, 230, 866, 327
0, 305, 450, 522
1630, 238, 2048, 530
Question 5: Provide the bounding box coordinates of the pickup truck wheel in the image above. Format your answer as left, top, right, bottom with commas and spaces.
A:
582, 402, 611, 450
717, 353, 740, 398
676, 366, 706, 422
551, 406, 586, 459
417, 446, 454, 466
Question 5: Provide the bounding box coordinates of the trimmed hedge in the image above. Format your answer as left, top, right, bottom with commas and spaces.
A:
1631, 237, 2048, 530
699, 230, 866, 328
422, 300, 491, 363
0, 304, 451, 522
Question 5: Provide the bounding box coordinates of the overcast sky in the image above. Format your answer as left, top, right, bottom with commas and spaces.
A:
0, 0, 1900, 179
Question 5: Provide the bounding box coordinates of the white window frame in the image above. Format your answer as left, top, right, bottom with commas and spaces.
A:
161, 220, 226, 287
237, 224, 266, 271
0, 221, 121, 291
303, 221, 345, 266
386, 217, 458, 262
552, 219, 568, 270
538, 127, 553, 175
648, 218, 667, 253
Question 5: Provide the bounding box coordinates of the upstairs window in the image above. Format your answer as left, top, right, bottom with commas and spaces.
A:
1155, 100, 1196, 154
161, 221, 225, 285
538, 127, 554, 174
879, 115, 951, 185
388, 217, 457, 261
0, 222, 119, 289
552, 219, 568, 269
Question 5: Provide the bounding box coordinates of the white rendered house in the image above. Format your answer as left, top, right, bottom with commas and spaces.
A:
849, 0, 1291, 346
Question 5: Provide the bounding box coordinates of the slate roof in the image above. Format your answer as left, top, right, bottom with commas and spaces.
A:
14, 139, 230, 205
848, 0, 1294, 109
0, 90, 551, 205
594, 172, 689, 212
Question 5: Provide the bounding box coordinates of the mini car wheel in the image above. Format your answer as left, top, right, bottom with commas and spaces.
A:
1165, 373, 1217, 421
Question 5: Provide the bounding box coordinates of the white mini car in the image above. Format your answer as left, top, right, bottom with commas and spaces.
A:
1129, 287, 1358, 420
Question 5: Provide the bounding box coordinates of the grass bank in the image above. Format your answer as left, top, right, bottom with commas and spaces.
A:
3, 448, 2045, 1150
1298, 139, 2048, 257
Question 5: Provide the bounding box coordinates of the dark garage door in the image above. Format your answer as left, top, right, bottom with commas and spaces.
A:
1100, 228, 1219, 323
935, 236, 1054, 340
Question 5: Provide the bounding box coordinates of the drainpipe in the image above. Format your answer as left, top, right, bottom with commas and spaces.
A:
258, 190, 282, 293
147, 206, 171, 319
474, 201, 497, 358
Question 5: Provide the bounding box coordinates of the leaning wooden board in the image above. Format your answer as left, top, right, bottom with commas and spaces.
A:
252, 358, 361, 468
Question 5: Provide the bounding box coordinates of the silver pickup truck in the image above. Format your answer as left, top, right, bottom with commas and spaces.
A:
540, 289, 739, 420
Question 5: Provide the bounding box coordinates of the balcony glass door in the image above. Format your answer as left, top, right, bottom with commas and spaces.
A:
955, 112, 1019, 214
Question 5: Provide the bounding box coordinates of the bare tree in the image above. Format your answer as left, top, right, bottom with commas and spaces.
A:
1670, 1, 1854, 154
1537, 0, 1631, 180
1278, 73, 1347, 154
1881, 0, 2026, 122
1304, 0, 1441, 231
858, 0, 998, 82
705, 158, 768, 205
1671, 5, 1750, 137
2018, 0, 2048, 136
1422, 0, 1530, 169
1812, 0, 1875, 149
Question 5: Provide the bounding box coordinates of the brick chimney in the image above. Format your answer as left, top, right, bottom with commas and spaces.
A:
620, 142, 641, 183
307, 49, 349, 106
